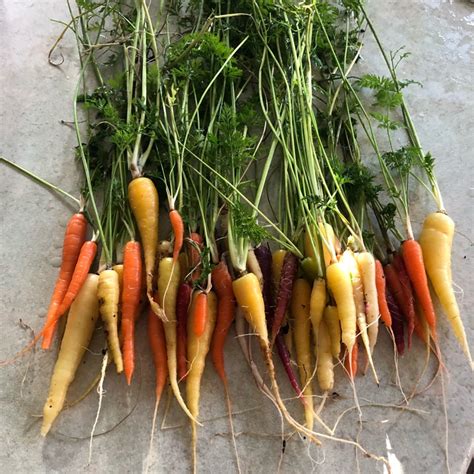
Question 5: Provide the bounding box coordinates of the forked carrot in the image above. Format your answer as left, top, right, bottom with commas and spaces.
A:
121, 241, 143, 385
41, 213, 87, 349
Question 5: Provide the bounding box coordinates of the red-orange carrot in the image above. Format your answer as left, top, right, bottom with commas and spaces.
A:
210, 261, 235, 383
121, 241, 143, 385
177, 282, 192, 381
392, 253, 415, 348
375, 259, 392, 327
148, 297, 168, 401
170, 209, 184, 263
41, 213, 87, 349
402, 239, 437, 331
192, 291, 208, 338
345, 341, 358, 380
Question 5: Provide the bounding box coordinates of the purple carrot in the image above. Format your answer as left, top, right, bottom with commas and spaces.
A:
386, 288, 405, 355
271, 252, 298, 343
253, 245, 273, 322
392, 253, 415, 348
254, 247, 303, 400
176, 282, 192, 381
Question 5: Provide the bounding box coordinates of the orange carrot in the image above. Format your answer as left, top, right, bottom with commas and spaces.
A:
210, 261, 235, 383
121, 241, 143, 385
375, 259, 392, 327
148, 295, 168, 401
192, 291, 208, 338
402, 239, 437, 331
41, 213, 87, 349
170, 209, 184, 263
345, 341, 358, 380
176, 282, 192, 381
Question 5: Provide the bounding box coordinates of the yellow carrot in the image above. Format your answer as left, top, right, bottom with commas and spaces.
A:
272, 249, 287, 290
187, 291, 217, 472
326, 261, 356, 352
158, 258, 198, 422
41, 274, 99, 436
291, 278, 314, 430
309, 278, 327, 340
98, 269, 123, 373
112, 264, 124, 295
128, 177, 163, 319
341, 250, 378, 384
419, 212, 472, 364
356, 252, 380, 354
316, 319, 334, 392
323, 305, 341, 359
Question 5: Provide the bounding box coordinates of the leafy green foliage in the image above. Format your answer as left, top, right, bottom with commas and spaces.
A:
383, 146, 421, 176
231, 201, 269, 243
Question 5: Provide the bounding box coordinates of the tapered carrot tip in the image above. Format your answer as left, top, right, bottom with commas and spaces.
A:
125, 366, 133, 385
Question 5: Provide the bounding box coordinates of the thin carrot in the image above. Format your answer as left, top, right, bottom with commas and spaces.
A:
345, 341, 358, 380
392, 253, 415, 347
169, 209, 184, 262
386, 288, 405, 355
121, 241, 143, 385
192, 291, 208, 338
41, 213, 87, 349
148, 296, 168, 402
375, 259, 392, 327
210, 261, 235, 383
401, 239, 437, 331
176, 282, 192, 381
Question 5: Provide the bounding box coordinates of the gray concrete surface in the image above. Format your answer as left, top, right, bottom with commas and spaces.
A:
1, 1, 473, 473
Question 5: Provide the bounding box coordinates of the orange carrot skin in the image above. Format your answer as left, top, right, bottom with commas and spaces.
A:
148, 295, 169, 400
176, 282, 192, 380
210, 261, 235, 383
193, 292, 208, 337
375, 260, 392, 327
392, 253, 415, 347
42, 213, 88, 349
345, 342, 358, 379
401, 239, 437, 330
170, 210, 184, 263
121, 241, 143, 385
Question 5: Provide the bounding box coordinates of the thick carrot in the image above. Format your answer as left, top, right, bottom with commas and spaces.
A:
326, 261, 356, 352
158, 257, 197, 422
323, 305, 341, 359
392, 253, 415, 347
210, 261, 235, 383
169, 209, 184, 263
271, 252, 298, 343
192, 291, 208, 337
121, 241, 143, 385
420, 212, 472, 362
98, 269, 123, 373
309, 278, 327, 340
375, 259, 392, 327
187, 291, 217, 472
291, 278, 314, 430
176, 282, 192, 381
345, 341, 358, 380
43, 240, 97, 349
41, 274, 99, 436
386, 289, 405, 355
128, 177, 161, 318
147, 298, 168, 402
401, 239, 437, 330
317, 319, 334, 391
41, 213, 87, 349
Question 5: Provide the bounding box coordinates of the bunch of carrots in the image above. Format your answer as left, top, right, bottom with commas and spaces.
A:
1, 0, 471, 471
